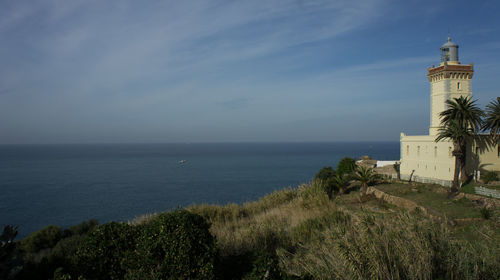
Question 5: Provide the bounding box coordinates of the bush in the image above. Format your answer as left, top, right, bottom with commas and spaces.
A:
242, 251, 285, 280
480, 207, 493, 220
481, 171, 499, 184
75, 222, 139, 280
63, 219, 98, 237
315, 166, 336, 181
134, 210, 217, 279
315, 167, 340, 198
1, 225, 20, 279
336, 157, 356, 176
20, 225, 63, 254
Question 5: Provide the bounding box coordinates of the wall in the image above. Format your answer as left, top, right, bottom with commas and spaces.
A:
475, 140, 500, 173
475, 186, 500, 199
400, 135, 500, 186
400, 134, 455, 182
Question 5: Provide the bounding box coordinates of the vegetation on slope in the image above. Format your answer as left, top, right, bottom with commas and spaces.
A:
2, 163, 499, 279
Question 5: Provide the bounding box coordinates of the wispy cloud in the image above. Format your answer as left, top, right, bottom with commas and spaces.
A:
1, 0, 499, 143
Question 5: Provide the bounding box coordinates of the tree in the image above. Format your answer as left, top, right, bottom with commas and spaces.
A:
315, 167, 336, 181
76, 222, 139, 280
354, 166, 378, 195
483, 97, 500, 141
315, 167, 337, 198
336, 157, 356, 176
435, 96, 483, 193
134, 210, 217, 279
331, 173, 349, 195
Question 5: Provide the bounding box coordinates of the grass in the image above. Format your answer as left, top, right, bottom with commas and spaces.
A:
186, 180, 500, 279
461, 181, 500, 193
461, 182, 476, 194
376, 183, 485, 219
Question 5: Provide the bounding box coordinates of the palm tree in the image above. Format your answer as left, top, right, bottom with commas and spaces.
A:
483, 97, 500, 141
435, 96, 483, 192
331, 173, 349, 195
436, 120, 473, 192
354, 166, 378, 195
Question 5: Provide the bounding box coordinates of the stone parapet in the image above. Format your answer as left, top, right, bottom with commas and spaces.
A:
474, 186, 500, 199
400, 174, 452, 187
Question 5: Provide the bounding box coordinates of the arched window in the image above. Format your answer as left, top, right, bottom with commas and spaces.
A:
457, 82, 461, 90
434, 146, 437, 157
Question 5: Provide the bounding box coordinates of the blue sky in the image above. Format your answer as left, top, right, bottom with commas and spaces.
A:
1, 0, 499, 144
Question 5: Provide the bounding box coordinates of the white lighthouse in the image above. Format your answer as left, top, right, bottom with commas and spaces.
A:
399, 37, 499, 186
428, 37, 474, 135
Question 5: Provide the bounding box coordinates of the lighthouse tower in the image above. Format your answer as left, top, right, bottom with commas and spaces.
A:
399, 37, 500, 186
427, 37, 474, 135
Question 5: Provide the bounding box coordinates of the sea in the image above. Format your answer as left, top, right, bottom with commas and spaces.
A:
0, 142, 399, 238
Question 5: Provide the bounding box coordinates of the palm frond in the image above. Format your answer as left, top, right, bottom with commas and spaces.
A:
439, 96, 483, 133
483, 97, 500, 140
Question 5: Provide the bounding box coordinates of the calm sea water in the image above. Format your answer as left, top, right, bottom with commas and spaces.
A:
0, 142, 399, 238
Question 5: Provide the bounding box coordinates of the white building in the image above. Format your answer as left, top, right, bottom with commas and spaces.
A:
400, 37, 500, 186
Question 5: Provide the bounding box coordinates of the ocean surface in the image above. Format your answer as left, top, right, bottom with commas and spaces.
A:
0, 142, 399, 238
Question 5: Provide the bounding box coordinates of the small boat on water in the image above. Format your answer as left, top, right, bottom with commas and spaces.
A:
178, 160, 187, 164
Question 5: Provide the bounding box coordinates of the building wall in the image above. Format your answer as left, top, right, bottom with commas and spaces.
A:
400, 133, 455, 183
400, 135, 500, 185
429, 74, 472, 135
474, 140, 500, 174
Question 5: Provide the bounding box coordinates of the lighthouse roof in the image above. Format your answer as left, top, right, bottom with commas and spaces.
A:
441, 37, 458, 49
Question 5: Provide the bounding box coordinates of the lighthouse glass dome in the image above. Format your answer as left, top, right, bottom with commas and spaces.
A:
440, 37, 459, 62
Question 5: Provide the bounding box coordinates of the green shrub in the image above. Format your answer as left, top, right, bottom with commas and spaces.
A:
242, 251, 285, 280
336, 157, 356, 176
0, 225, 20, 279
63, 219, 98, 237
75, 222, 139, 280
52, 267, 72, 280
21, 225, 63, 254
17, 221, 96, 280
315, 166, 336, 181
480, 207, 493, 219
134, 210, 217, 280
481, 171, 499, 184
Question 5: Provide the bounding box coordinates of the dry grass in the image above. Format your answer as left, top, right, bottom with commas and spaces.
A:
185, 181, 500, 279
127, 212, 158, 225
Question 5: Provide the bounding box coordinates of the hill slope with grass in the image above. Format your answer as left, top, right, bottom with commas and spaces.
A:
2, 170, 500, 279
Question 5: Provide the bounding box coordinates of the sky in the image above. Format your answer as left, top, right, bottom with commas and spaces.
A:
1, 0, 500, 144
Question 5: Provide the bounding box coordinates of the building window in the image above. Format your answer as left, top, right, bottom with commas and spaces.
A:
434, 146, 437, 157
407, 145, 409, 156
417, 146, 420, 156
457, 82, 461, 90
